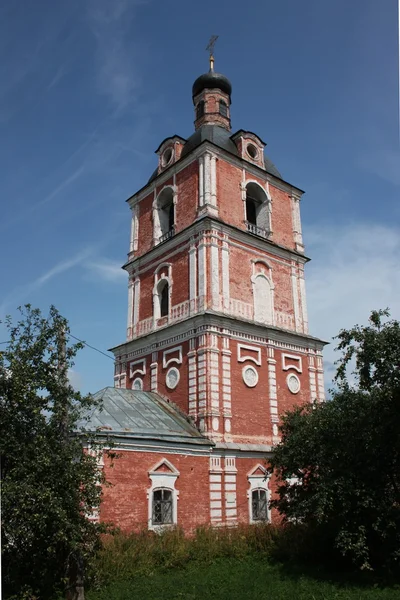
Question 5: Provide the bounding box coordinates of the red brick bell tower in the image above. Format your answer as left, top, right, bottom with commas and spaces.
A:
109, 54, 326, 527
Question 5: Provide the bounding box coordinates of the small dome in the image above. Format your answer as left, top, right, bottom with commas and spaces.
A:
192, 71, 232, 99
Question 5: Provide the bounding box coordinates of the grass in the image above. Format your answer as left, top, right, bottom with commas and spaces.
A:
87, 556, 399, 600
86, 526, 400, 600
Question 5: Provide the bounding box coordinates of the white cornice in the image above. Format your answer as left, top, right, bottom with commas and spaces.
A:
110, 311, 327, 357
124, 217, 309, 274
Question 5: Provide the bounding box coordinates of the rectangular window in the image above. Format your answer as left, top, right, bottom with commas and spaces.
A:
251, 489, 268, 521
152, 489, 173, 524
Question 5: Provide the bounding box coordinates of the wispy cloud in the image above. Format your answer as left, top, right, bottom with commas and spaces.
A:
0, 247, 95, 316
305, 222, 400, 388
84, 259, 127, 283
87, 0, 148, 111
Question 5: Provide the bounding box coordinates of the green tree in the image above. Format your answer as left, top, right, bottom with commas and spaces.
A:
269, 310, 400, 571
0, 305, 112, 599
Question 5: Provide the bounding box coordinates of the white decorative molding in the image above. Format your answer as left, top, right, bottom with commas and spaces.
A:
210, 237, 220, 310
291, 264, 301, 332
166, 366, 180, 390
282, 353, 302, 373
242, 365, 259, 388
150, 361, 158, 392
237, 343, 262, 366
129, 358, 146, 379
299, 273, 309, 334
132, 377, 143, 390
247, 464, 270, 524
221, 235, 230, 311
147, 459, 180, 531
162, 346, 183, 369
209, 455, 223, 523
224, 456, 237, 523
267, 347, 278, 423
287, 373, 301, 394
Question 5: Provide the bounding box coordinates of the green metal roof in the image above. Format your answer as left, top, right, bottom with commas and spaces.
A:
78, 387, 212, 447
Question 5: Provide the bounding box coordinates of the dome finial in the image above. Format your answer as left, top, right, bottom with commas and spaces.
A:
206, 35, 218, 73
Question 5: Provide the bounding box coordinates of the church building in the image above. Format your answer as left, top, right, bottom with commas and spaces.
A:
85, 55, 326, 532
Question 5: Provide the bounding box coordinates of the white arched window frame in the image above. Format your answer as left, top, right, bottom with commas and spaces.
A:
242, 180, 271, 237
251, 261, 275, 325
247, 464, 271, 524
153, 264, 173, 321
147, 459, 180, 531
153, 186, 177, 245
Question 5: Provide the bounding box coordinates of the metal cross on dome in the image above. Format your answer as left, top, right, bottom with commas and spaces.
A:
206, 35, 219, 71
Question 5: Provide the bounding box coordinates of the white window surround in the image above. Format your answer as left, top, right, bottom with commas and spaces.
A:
237, 343, 262, 366
242, 365, 259, 388
132, 377, 143, 390
287, 373, 301, 394
147, 459, 180, 531
153, 186, 176, 244
252, 273, 274, 325
282, 354, 302, 373
166, 366, 180, 390
247, 464, 271, 524
242, 180, 272, 233
163, 346, 183, 368
153, 266, 173, 321
129, 358, 146, 379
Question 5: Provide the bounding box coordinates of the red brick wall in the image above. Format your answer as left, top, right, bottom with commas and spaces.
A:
229, 340, 270, 441
100, 450, 211, 532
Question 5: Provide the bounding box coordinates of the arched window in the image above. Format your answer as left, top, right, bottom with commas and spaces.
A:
245, 182, 270, 238
152, 488, 173, 525
253, 274, 273, 324
251, 489, 268, 522
196, 101, 205, 119
219, 100, 228, 117
155, 188, 175, 243
159, 280, 169, 317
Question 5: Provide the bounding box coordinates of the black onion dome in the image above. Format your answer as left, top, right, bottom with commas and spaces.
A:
192, 71, 232, 99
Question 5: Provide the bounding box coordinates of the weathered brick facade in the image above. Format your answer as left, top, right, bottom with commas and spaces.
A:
102, 61, 326, 532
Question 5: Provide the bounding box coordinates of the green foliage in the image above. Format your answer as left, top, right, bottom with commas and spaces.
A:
269, 310, 400, 571
0, 305, 112, 599
87, 555, 399, 600
90, 524, 278, 587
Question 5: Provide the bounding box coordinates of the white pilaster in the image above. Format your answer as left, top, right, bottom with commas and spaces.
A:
299, 271, 309, 333
133, 277, 140, 326
150, 352, 158, 392
198, 235, 207, 311
189, 239, 197, 306
188, 338, 197, 418
224, 456, 237, 524
221, 236, 230, 312
210, 234, 220, 310
209, 455, 223, 524
210, 154, 217, 206
199, 156, 204, 207
308, 353, 318, 403
267, 347, 279, 433
129, 205, 139, 253
291, 264, 301, 332
126, 280, 134, 339
204, 152, 211, 205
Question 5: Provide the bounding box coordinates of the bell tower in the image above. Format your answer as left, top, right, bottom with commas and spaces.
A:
110, 56, 326, 457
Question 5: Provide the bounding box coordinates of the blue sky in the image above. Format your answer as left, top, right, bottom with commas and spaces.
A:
1, 0, 399, 393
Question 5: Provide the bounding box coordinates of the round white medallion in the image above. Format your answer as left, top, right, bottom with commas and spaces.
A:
212, 417, 219, 431
132, 377, 143, 391
273, 424, 279, 436
287, 373, 300, 394
242, 365, 259, 388
225, 418, 231, 433
166, 367, 180, 390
